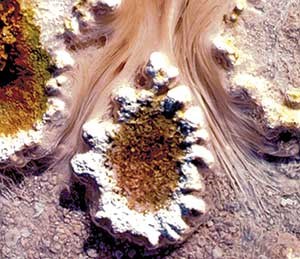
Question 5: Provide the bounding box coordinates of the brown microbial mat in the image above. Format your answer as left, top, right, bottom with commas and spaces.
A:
107, 97, 184, 212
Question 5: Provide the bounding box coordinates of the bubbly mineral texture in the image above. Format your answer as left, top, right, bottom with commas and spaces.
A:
71, 52, 214, 248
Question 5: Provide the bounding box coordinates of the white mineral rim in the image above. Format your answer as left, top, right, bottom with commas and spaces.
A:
71, 53, 215, 248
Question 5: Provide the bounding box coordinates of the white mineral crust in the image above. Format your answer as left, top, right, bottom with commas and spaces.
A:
82, 120, 118, 152
166, 84, 193, 105
112, 85, 140, 122
184, 129, 210, 144
212, 35, 239, 70
145, 52, 179, 90
88, 0, 122, 10
179, 162, 204, 192
53, 50, 75, 69
185, 145, 215, 168
181, 106, 206, 128
0, 130, 41, 164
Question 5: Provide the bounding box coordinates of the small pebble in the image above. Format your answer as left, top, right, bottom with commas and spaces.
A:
212, 246, 223, 258
86, 248, 98, 258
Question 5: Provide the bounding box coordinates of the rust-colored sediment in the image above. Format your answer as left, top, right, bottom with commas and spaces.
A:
0, 0, 51, 136
107, 97, 184, 213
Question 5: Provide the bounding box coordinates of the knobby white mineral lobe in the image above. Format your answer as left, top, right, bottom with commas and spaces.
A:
166, 84, 193, 105
89, 0, 122, 10
71, 52, 215, 248
34, 0, 76, 52
145, 52, 179, 91
53, 50, 75, 69
212, 35, 239, 70
112, 85, 140, 122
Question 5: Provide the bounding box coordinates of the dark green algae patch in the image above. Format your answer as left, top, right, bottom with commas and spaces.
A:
0, 0, 53, 136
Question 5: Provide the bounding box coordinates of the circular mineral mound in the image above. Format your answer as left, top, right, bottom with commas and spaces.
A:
71, 52, 215, 249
